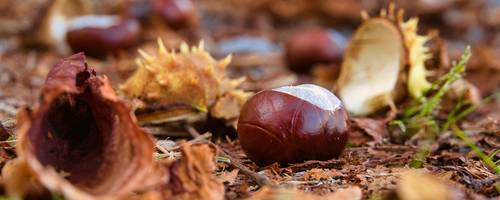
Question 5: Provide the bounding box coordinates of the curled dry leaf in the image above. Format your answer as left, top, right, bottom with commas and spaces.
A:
159, 144, 224, 200
351, 117, 389, 143
247, 186, 362, 200
14, 53, 163, 199
337, 5, 432, 116
120, 39, 251, 124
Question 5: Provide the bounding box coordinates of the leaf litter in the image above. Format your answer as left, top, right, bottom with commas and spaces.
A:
0, 0, 499, 200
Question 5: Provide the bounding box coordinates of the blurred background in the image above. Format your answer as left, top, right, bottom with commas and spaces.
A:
0, 0, 498, 117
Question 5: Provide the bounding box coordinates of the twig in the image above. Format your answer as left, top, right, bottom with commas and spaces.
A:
210, 141, 273, 186
185, 123, 201, 138
287, 159, 345, 172
184, 126, 272, 186
166, 124, 272, 186
165, 132, 213, 151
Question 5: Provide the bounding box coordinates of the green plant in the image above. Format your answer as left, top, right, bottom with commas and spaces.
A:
452, 127, 500, 173
390, 47, 471, 169
390, 46, 471, 138
443, 91, 500, 131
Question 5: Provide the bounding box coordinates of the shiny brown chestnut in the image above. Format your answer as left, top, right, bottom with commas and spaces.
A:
285, 28, 344, 73
124, 0, 152, 23
237, 84, 350, 166
152, 0, 197, 29
66, 15, 141, 58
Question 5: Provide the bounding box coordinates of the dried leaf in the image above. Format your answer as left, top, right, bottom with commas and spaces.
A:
351, 118, 388, 142
303, 168, 338, 181
14, 53, 164, 199
159, 144, 225, 200
217, 169, 239, 185
247, 186, 362, 200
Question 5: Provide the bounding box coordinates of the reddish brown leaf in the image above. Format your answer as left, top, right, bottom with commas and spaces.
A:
159, 144, 225, 200
351, 117, 388, 142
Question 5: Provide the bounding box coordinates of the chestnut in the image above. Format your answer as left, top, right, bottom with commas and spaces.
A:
124, 0, 152, 23
237, 84, 350, 166
152, 0, 197, 29
66, 15, 141, 58
285, 28, 344, 73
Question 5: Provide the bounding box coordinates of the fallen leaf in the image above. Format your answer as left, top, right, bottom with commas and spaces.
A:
303, 168, 337, 181
160, 144, 225, 200
217, 169, 239, 185
351, 117, 388, 142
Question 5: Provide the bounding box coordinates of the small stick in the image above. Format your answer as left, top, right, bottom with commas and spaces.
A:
210, 141, 273, 186
185, 127, 272, 186
164, 132, 213, 152
185, 123, 201, 138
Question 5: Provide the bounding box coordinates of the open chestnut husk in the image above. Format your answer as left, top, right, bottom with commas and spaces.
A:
337, 6, 433, 116
15, 53, 162, 199
285, 28, 344, 73
66, 16, 141, 58
237, 84, 350, 166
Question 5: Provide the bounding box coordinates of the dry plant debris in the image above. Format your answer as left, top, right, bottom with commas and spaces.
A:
0, 0, 499, 200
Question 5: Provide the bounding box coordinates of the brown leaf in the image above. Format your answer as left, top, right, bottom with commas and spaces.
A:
14, 53, 164, 199
159, 143, 225, 200
303, 168, 338, 181
247, 186, 362, 200
351, 117, 388, 142
217, 169, 239, 185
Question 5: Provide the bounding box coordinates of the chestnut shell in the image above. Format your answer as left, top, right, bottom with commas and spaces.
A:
237, 85, 349, 166
66, 18, 141, 58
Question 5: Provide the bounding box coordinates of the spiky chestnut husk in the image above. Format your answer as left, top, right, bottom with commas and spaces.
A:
337, 5, 432, 116
120, 39, 250, 124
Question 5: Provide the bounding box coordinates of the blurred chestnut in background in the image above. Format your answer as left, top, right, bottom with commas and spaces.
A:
124, 0, 152, 23
152, 0, 198, 29
285, 28, 344, 73
66, 15, 141, 58
237, 84, 350, 166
